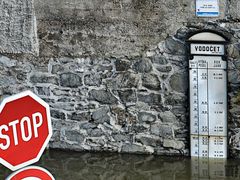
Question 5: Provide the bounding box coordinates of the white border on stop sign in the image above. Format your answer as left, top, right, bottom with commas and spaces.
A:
5, 166, 55, 180
0, 90, 52, 171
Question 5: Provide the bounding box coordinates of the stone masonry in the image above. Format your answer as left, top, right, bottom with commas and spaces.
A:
1, 0, 240, 157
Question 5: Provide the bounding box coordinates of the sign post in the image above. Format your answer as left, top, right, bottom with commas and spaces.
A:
0, 91, 52, 171
188, 31, 228, 158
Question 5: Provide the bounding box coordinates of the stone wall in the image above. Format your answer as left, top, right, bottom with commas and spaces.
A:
1, 0, 240, 157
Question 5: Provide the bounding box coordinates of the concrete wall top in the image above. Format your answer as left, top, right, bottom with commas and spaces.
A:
0, 0, 38, 54
32, 0, 238, 58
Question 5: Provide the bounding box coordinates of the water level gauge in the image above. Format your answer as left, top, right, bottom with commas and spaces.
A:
187, 31, 228, 158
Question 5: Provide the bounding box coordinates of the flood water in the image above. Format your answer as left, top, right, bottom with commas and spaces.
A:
1, 150, 240, 180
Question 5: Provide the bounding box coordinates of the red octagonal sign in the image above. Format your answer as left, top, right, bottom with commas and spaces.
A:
0, 91, 52, 171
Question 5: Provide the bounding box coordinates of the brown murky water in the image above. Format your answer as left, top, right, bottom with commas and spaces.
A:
1, 150, 240, 180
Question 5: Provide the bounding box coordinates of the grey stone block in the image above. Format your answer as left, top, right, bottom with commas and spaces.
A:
118, 90, 137, 103
84, 73, 101, 87
88, 128, 104, 137
65, 130, 84, 143
136, 134, 161, 147
121, 143, 144, 153
30, 73, 59, 85
92, 106, 110, 124
163, 139, 184, 150
68, 112, 91, 121
169, 72, 188, 93
159, 111, 177, 123
156, 65, 172, 73
89, 89, 118, 104
51, 64, 65, 74
138, 93, 161, 105
164, 37, 185, 55
142, 74, 161, 90
152, 55, 168, 65
115, 59, 131, 71
60, 73, 82, 87
51, 109, 66, 120
36, 86, 51, 96
151, 123, 173, 138
133, 58, 152, 73
138, 112, 156, 123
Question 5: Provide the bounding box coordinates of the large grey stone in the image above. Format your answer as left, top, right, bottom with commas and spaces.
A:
152, 55, 168, 65
51, 109, 66, 120
151, 123, 173, 138
158, 125, 173, 138
165, 93, 187, 106
228, 70, 240, 84
174, 27, 190, 40
51, 64, 65, 74
111, 106, 126, 125
50, 130, 60, 142
115, 59, 131, 71
227, 44, 240, 59
136, 134, 161, 147
121, 143, 144, 153
89, 89, 118, 104
132, 123, 149, 133
142, 74, 161, 90
169, 72, 188, 93
96, 65, 112, 72
107, 72, 140, 89
0, 75, 17, 86
36, 86, 51, 96
138, 93, 161, 105
88, 128, 104, 137
232, 59, 240, 69
163, 139, 185, 150
119, 72, 140, 88
92, 107, 110, 124
75, 103, 97, 111
67, 112, 91, 121
164, 37, 185, 55
138, 112, 156, 123
65, 130, 84, 143
118, 90, 137, 103
159, 111, 177, 123
156, 65, 172, 73
30, 73, 59, 85
60, 73, 82, 87
113, 133, 131, 142
0, 56, 17, 67
84, 73, 101, 87
133, 58, 152, 73
80, 122, 97, 130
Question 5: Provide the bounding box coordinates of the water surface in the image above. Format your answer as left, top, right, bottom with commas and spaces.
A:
1, 150, 240, 180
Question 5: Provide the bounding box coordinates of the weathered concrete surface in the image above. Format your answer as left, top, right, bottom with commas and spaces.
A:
0, 0, 38, 54
33, 0, 230, 58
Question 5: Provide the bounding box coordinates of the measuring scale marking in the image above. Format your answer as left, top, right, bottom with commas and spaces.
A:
190, 56, 227, 158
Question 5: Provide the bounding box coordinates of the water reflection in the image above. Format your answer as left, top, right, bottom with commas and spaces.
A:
1, 150, 240, 180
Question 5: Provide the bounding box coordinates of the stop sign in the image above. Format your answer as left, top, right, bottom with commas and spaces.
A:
6, 166, 55, 180
0, 91, 52, 171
